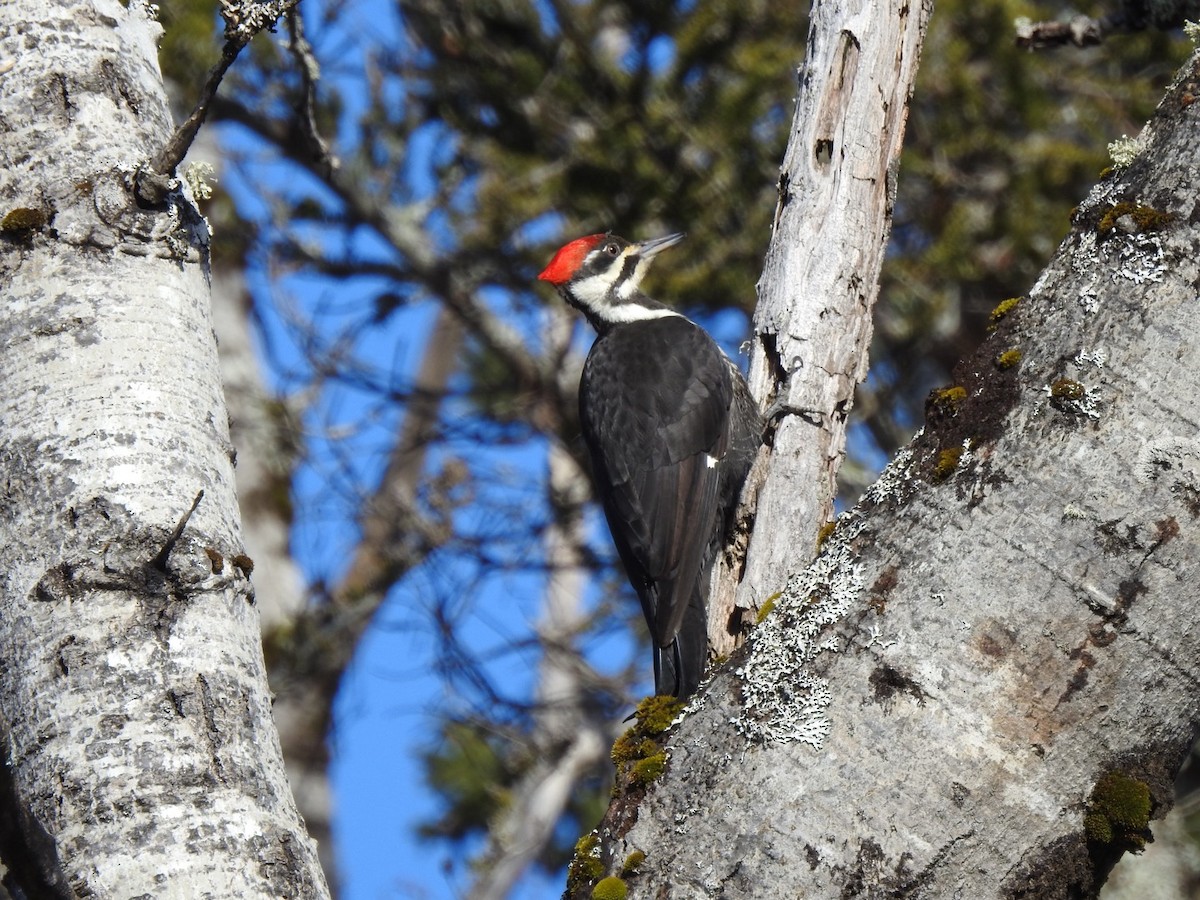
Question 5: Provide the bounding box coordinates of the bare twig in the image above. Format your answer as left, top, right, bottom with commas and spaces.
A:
152, 490, 205, 571
137, 0, 300, 204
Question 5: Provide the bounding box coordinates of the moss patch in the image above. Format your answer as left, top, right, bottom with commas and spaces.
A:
816, 520, 837, 551
632, 695, 683, 736
996, 349, 1022, 370
1096, 202, 1174, 236
988, 297, 1021, 331
592, 876, 628, 900
1, 207, 48, 233
926, 385, 968, 422
630, 753, 667, 786
911, 289, 1022, 492
1084, 771, 1152, 851
932, 447, 964, 482
756, 591, 781, 625
567, 833, 605, 895
1050, 378, 1085, 402
608, 695, 682, 796
621, 851, 645, 877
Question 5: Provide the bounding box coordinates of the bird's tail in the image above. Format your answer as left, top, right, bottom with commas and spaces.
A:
653, 589, 707, 698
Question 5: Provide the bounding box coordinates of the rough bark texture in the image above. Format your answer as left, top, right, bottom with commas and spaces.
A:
590, 47, 1200, 899
707, 0, 934, 657
0, 2, 328, 896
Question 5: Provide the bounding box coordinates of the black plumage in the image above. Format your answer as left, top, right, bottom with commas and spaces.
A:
539, 232, 761, 697
581, 317, 733, 696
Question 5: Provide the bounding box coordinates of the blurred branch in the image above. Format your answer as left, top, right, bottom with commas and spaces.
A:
1015, 0, 1200, 49
1015, 14, 1109, 49
212, 94, 543, 390
286, 7, 338, 179
467, 440, 618, 900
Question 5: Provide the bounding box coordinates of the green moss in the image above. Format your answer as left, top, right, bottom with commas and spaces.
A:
633, 695, 684, 735
610, 734, 658, 766
630, 752, 667, 786
1050, 378, 1085, 402
567, 833, 605, 893
1097, 202, 1175, 236
996, 349, 1023, 370
988, 297, 1021, 330
932, 447, 963, 482
816, 520, 837, 550
1085, 771, 1152, 851
621, 850, 646, 877
592, 876, 628, 900
927, 385, 968, 418
756, 591, 782, 624
609, 696, 683, 801
1, 207, 47, 233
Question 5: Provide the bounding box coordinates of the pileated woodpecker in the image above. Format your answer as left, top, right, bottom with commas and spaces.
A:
538, 232, 761, 697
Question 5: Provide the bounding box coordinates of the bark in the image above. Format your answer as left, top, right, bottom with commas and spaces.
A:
0, 2, 327, 896
590, 46, 1200, 900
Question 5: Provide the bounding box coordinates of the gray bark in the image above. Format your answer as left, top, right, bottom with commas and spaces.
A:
0, 2, 328, 896
596, 45, 1200, 900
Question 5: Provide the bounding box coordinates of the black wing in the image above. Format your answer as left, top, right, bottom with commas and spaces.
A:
580, 317, 732, 693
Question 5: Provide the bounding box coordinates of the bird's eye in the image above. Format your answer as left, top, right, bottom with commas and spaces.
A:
605, 243, 620, 256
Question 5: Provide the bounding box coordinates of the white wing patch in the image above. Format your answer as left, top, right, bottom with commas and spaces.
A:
706, 453, 719, 469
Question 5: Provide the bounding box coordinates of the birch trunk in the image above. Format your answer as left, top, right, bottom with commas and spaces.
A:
0, 2, 328, 895
589, 43, 1200, 900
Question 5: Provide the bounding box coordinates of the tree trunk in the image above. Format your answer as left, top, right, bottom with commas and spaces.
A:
0, 2, 328, 896
589, 43, 1200, 900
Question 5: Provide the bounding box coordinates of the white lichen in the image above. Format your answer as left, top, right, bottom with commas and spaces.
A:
1136, 437, 1200, 487
865, 623, 897, 651
220, 0, 293, 42
1111, 232, 1166, 285
1184, 20, 1200, 42
862, 442, 919, 507
1077, 287, 1101, 314
732, 518, 866, 748
1073, 349, 1107, 370
1107, 134, 1141, 169
183, 161, 216, 201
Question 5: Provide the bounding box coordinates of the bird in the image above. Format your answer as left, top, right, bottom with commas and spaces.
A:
538, 232, 762, 697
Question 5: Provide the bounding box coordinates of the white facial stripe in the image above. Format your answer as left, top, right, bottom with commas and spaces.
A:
565, 246, 684, 323
569, 271, 621, 309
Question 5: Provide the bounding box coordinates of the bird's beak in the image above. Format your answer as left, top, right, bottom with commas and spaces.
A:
635, 232, 685, 259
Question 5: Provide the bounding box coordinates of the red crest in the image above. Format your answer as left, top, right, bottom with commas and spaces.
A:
538, 234, 606, 285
